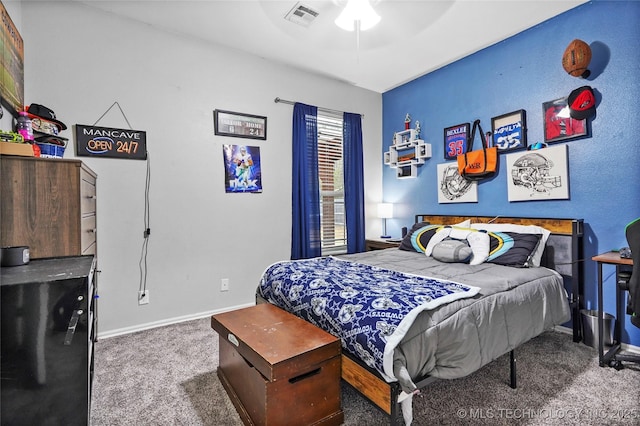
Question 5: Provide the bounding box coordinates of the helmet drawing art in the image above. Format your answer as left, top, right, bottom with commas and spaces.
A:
511, 153, 561, 196
440, 165, 473, 200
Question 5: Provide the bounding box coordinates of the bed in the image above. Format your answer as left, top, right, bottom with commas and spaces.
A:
256, 215, 583, 425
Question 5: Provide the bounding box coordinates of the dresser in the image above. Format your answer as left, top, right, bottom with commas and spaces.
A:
0, 155, 100, 341
1, 255, 97, 425
0, 155, 97, 259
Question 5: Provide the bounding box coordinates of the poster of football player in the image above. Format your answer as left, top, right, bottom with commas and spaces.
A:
437, 163, 478, 203
506, 144, 568, 201
222, 144, 262, 193
542, 98, 588, 143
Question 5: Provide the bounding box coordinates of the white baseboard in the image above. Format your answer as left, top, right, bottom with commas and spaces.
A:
97, 302, 255, 340
554, 325, 640, 355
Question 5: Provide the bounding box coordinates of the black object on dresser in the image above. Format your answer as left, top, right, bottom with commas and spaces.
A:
1, 255, 96, 426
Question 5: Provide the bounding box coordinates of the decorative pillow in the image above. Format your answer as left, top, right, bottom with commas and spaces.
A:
431, 238, 473, 263
470, 223, 551, 267
425, 226, 490, 265
485, 232, 542, 267
398, 223, 440, 253
398, 220, 472, 253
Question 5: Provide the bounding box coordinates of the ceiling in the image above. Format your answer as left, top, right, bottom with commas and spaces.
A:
75, 0, 587, 93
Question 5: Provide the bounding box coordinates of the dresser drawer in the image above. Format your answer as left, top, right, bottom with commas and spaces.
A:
81, 215, 97, 255
80, 174, 97, 214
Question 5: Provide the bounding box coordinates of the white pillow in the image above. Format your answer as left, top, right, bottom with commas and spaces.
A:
469, 223, 551, 267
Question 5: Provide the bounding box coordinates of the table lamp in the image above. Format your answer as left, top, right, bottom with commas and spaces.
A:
377, 203, 393, 238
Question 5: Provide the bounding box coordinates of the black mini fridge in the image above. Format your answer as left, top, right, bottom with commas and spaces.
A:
1, 256, 96, 426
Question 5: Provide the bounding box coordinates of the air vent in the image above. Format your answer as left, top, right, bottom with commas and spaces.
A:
284, 2, 320, 28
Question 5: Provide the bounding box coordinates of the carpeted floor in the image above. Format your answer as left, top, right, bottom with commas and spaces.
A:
90, 317, 640, 425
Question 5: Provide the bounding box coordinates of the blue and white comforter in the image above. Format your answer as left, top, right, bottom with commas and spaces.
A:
259, 256, 480, 381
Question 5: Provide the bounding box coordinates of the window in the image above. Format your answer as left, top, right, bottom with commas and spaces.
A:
317, 111, 346, 255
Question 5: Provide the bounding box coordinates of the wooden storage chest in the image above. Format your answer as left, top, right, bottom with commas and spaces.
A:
211, 303, 344, 426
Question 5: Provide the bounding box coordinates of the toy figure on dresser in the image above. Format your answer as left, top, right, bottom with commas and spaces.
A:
16, 111, 33, 141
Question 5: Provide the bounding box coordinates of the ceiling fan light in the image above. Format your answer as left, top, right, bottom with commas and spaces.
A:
335, 0, 381, 32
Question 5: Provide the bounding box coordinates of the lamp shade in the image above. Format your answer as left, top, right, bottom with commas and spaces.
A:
335, 0, 381, 31
377, 203, 393, 219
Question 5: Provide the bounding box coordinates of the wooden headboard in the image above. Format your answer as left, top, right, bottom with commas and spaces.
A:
414, 214, 584, 342
414, 214, 581, 235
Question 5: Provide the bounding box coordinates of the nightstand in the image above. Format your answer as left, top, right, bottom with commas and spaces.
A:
365, 238, 401, 251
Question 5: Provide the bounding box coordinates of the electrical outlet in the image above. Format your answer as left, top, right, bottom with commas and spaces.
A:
138, 290, 150, 305
221, 278, 229, 292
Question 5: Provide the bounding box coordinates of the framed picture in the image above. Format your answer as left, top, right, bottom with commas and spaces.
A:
443, 123, 470, 160
491, 109, 527, 152
542, 98, 588, 143
214, 109, 267, 140
437, 163, 478, 203
0, 2, 24, 117
222, 144, 262, 193
506, 144, 569, 201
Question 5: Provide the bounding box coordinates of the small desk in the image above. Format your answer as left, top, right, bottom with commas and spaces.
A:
592, 251, 639, 368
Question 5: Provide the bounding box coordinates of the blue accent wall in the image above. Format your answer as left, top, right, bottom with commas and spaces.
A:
382, 1, 640, 346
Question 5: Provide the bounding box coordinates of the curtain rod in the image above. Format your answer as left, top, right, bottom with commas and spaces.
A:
274, 97, 364, 118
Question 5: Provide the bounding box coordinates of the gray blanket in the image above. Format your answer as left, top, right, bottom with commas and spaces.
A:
333, 248, 571, 392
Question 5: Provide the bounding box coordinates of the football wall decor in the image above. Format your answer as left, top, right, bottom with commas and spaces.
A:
562, 39, 592, 79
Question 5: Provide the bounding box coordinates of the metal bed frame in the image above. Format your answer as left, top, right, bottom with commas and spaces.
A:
259, 214, 584, 425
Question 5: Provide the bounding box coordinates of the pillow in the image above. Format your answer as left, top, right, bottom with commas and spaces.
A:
470, 223, 550, 267
431, 239, 473, 263
485, 232, 542, 267
425, 226, 490, 265
398, 223, 440, 252
398, 220, 472, 253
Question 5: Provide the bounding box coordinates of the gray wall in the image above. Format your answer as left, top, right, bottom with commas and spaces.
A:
19, 1, 382, 336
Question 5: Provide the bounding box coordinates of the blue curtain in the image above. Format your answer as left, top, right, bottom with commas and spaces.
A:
343, 112, 366, 253
291, 103, 321, 260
